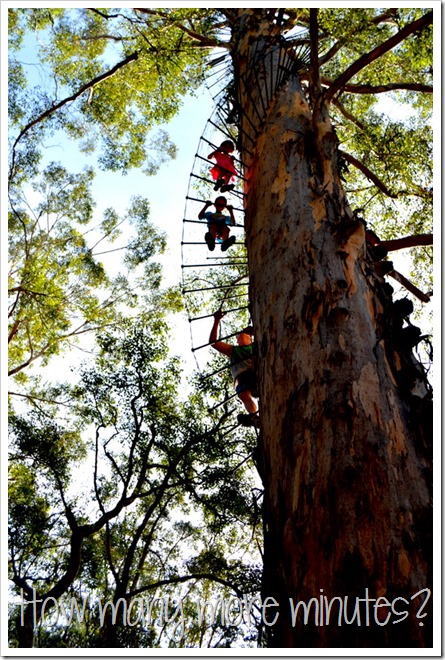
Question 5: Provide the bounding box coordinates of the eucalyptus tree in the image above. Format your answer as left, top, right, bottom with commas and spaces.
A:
8, 7, 434, 648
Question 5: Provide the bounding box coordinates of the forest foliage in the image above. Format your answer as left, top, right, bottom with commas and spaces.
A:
7, 6, 433, 648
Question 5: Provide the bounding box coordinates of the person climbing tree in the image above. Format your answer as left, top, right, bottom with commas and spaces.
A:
209, 309, 259, 427
208, 139, 237, 192
198, 196, 236, 252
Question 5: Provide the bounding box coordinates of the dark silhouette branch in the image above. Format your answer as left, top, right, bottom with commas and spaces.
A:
388, 270, 431, 303
325, 11, 433, 104
380, 233, 432, 251
88, 8, 124, 20
323, 78, 432, 95
332, 98, 366, 131
135, 8, 222, 48
309, 9, 322, 116
339, 150, 396, 197
128, 572, 247, 601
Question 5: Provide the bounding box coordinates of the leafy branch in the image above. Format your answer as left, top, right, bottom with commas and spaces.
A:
9, 51, 139, 184
324, 11, 433, 104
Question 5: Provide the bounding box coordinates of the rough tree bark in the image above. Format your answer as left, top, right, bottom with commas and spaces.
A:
232, 10, 432, 648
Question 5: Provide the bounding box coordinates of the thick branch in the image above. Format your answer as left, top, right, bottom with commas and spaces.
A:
325, 11, 433, 104
388, 270, 431, 303
8, 319, 22, 343
309, 9, 322, 111
9, 51, 139, 183
380, 233, 432, 251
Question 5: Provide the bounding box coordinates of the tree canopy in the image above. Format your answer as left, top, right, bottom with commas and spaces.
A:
7, 6, 434, 649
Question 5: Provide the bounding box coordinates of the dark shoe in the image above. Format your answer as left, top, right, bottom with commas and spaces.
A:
221, 235, 236, 252
213, 178, 224, 191
237, 413, 260, 428
220, 183, 235, 192
205, 232, 215, 251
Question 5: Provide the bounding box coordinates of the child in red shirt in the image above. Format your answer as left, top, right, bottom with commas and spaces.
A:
208, 140, 237, 192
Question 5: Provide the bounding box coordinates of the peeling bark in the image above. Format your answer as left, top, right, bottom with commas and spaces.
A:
233, 18, 432, 648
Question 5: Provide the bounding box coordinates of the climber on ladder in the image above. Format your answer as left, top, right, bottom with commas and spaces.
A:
198, 196, 237, 252
209, 309, 259, 428
208, 139, 237, 192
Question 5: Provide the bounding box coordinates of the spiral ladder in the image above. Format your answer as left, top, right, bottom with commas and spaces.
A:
180, 37, 312, 436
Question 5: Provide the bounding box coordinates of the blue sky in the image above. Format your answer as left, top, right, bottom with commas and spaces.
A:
6, 21, 219, 376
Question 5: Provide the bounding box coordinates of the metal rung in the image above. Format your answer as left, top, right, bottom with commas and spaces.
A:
189, 305, 249, 322
195, 153, 247, 182
200, 137, 246, 172
182, 281, 248, 294
182, 241, 242, 246
206, 255, 246, 260
183, 218, 245, 228
192, 329, 246, 352
207, 71, 230, 90
182, 262, 247, 269
220, 421, 242, 438
201, 363, 231, 380
219, 291, 249, 301
190, 172, 220, 186
185, 197, 245, 213
208, 118, 255, 151
189, 172, 246, 198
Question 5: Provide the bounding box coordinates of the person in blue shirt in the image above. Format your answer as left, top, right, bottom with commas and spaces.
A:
198, 196, 236, 252
209, 309, 259, 428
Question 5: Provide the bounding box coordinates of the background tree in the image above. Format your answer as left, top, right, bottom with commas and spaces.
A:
8, 162, 173, 384
9, 319, 261, 648
8, 6, 434, 649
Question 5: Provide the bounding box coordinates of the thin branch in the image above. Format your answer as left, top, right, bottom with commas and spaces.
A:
339, 150, 396, 198
127, 572, 246, 601
92, 245, 128, 257
8, 391, 72, 407
323, 78, 432, 95
8, 321, 120, 377
332, 97, 366, 131
135, 8, 222, 48
324, 11, 433, 104
9, 51, 139, 183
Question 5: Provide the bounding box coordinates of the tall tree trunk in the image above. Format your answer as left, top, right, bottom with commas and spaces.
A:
233, 14, 432, 648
